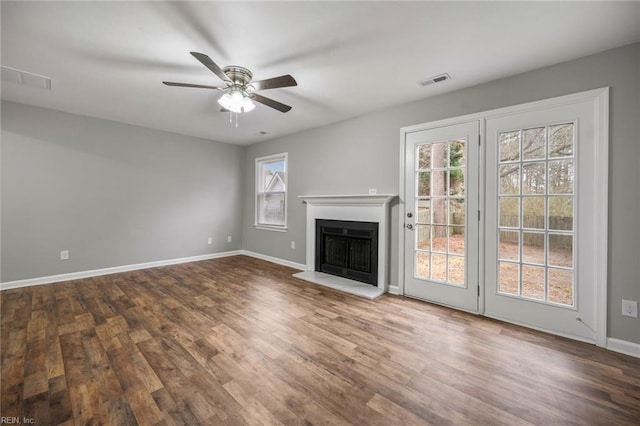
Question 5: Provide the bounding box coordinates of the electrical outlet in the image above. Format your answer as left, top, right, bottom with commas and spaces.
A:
207, 237, 213, 245
622, 300, 638, 318
60, 250, 69, 261
227, 236, 232, 243
368, 188, 377, 195
291, 241, 296, 249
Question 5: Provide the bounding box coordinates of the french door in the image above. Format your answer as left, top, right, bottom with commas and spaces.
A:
403, 121, 480, 312
485, 96, 604, 343
401, 89, 607, 344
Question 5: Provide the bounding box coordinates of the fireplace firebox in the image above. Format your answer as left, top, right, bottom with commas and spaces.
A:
315, 219, 379, 285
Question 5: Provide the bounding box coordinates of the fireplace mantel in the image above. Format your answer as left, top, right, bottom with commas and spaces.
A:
294, 194, 397, 299
298, 194, 396, 206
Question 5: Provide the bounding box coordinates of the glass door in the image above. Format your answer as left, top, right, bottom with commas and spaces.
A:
485, 98, 602, 342
404, 121, 479, 312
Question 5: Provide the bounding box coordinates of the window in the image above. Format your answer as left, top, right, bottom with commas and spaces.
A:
255, 153, 288, 231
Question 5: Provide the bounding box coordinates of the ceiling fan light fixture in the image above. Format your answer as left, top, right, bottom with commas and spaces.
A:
242, 96, 256, 112
218, 89, 255, 113
217, 92, 233, 110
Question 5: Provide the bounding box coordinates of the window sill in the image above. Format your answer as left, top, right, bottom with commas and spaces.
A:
254, 224, 288, 233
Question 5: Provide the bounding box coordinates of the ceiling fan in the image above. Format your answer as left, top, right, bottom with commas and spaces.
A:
163, 52, 296, 114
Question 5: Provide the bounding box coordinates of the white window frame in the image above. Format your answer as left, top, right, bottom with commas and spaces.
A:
254, 152, 288, 232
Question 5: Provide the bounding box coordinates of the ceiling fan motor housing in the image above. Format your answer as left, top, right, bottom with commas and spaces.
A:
223, 66, 253, 88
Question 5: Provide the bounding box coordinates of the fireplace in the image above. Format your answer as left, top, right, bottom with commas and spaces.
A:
315, 219, 378, 285
293, 194, 397, 299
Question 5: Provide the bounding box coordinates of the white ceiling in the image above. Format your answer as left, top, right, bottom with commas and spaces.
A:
2, 1, 639, 145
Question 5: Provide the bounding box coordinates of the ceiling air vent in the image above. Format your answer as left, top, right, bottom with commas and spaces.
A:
418, 73, 451, 87
1, 65, 52, 90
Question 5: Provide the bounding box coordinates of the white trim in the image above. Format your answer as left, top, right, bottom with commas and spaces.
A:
240, 250, 306, 270
606, 338, 640, 358
253, 225, 288, 233
0, 250, 243, 291
298, 194, 396, 205
388, 284, 401, 295
593, 88, 609, 348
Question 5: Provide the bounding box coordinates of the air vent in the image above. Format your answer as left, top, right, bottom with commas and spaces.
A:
418, 73, 451, 87
1, 66, 52, 90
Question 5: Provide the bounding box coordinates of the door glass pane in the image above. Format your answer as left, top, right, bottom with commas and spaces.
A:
499, 262, 519, 295
549, 123, 573, 158
499, 198, 520, 227
449, 169, 465, 197
431, 254, 447, 281
523, 127, 546, 160
522, 232, 545, 264
499, 131, 520, 162
548, 160, 574, 194
416, 225, 431, 250
500, 165, 520, 195
449, 227, 465, 255
499, 230, 519, 261
418, 144, 431, 169
416, 251, 430, 278
522, 265, 545, 300
448, 256, 465, 286
431, 226, 447, 252
417, 172, 431, 196
497, 123, 576, 307
431, 170, 446, 196
417, 199, 431, 224
522, 162, 546, 194
548, 268, 574, 305
414, 139, 467, 286
522, 197, 545, 229
549, 197, 573, 231
548, 234, 573, 268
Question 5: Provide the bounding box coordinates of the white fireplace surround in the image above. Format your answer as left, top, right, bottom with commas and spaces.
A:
295, 194, 396, 299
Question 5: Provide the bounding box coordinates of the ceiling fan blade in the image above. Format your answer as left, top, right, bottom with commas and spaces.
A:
190, 52, 231, 83
252, 74, 297, 91
163, 81, 223, 90
251, 94, 292, 113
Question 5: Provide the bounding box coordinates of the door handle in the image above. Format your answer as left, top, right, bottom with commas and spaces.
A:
406, 224, 413, 230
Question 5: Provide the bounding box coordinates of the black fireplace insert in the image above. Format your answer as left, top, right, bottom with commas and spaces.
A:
315, 219, 378, 285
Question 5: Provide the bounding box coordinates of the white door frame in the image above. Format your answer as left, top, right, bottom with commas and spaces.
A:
398, 87, 608, 347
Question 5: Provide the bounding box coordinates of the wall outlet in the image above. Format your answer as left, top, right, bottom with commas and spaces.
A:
227, 236, 232, 243
207, 237, 213, 245
622, 300, 638, 318
291, 241, 296, 249
368, 188, 377, 195
60, 250, 69, 261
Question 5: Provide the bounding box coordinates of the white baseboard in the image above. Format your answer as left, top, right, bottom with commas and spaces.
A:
607, 337, 640, 358
240, 250, 306, 271
0, 250, 242, 291
388, 285, 401, 295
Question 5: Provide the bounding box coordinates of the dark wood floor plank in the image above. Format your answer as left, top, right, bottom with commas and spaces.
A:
2, 255, 639, 425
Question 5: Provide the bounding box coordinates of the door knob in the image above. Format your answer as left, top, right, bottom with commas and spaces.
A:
406, 224, 413, 230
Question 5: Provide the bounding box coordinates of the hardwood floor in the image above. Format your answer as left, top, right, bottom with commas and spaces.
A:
2, 255, 639, 425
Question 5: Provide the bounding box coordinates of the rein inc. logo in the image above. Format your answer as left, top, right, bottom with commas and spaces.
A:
0, 418, 35, 424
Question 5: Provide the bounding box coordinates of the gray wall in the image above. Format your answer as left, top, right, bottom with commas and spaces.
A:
242, 43, 640, 343
1, 101, 244, 282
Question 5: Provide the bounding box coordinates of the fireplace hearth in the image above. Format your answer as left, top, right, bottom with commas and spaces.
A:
316, 219, 378, 285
